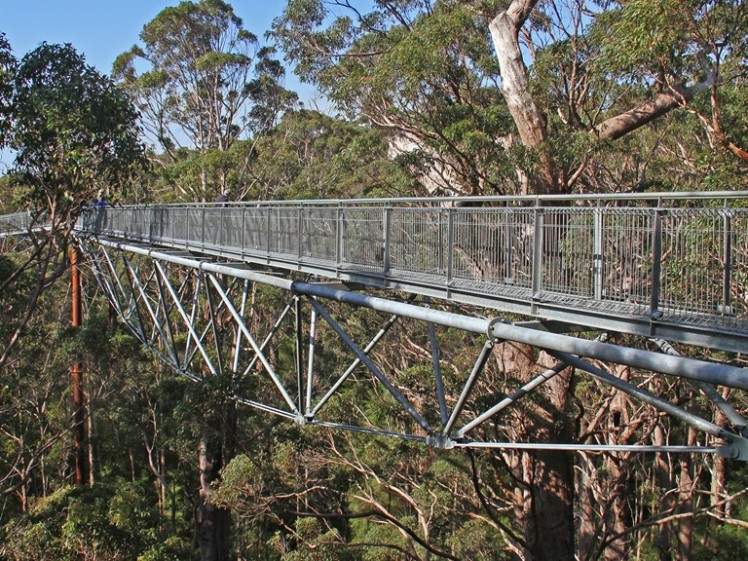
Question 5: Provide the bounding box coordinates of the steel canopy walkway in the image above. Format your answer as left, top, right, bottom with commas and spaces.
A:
3, 191, 748, 459
76, 191, 748, 352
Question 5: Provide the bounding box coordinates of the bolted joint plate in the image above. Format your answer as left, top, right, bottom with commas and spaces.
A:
487, 317, 507, 343
718, 436, 748, 461
425, 434, 456, 450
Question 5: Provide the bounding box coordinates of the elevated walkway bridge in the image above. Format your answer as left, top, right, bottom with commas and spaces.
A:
2, 191, 748, 459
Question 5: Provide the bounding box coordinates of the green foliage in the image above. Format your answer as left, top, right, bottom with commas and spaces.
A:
274, 0, 748, 195
1, 482, 192, 561
9, 43, 146, 219
0, 33, 15, 147
598, 0, 747, 80
115, 0, 297, 200
248, 109, 414, 200
272, 0, 517, 195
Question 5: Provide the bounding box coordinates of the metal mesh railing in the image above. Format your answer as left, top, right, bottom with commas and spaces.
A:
0, 211, 33, 235
74, 192, 748, 335
342, 207, 384, 272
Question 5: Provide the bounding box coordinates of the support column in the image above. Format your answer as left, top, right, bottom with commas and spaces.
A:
70, 245, 89, 485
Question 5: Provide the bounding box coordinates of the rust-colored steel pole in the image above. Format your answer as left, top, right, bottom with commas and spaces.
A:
70, 245, 88, 485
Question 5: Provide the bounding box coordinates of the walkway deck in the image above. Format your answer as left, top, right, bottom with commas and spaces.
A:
72, 191, 748, 353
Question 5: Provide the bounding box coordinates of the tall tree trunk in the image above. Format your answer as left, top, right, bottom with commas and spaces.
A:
603, 367, 633, 561
576, 456, 597, 559
521, 447, 575, 561
710, 387, 730, 528
676, 394, 698, 561
498, 343, 575, 561
653, 425, 674, 561
197, 426, 231, 561
676, 455, 694, 561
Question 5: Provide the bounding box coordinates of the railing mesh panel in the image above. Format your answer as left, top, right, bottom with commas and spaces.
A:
69, 197, 748, 336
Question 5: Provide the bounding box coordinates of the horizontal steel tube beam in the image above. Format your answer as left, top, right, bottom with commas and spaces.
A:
488, 320, 748, 390
72, 189, 748, 209
294, 281, 490, 334
94, 238, 295, 290
91, 238, 748, 391
454, 442, 720, 454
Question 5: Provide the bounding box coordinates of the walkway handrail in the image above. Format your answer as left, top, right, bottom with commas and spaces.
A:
73, 191, 748, 352
0, 211, 33, 235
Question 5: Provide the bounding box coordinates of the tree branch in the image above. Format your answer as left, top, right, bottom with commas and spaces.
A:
594, 81, 711, 141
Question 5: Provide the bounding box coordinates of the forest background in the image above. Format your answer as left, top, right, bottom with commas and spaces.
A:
1, 1, 747, 560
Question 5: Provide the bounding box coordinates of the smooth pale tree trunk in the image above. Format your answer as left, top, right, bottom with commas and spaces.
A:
488, 0, 713, 196
489, 0, 558, 194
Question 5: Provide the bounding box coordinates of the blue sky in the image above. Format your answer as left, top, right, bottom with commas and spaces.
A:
1, 0, 320, 101
3, 1, 283, 72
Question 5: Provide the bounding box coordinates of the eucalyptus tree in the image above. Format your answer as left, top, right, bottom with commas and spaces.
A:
245, 108, 416, 200
0, 33, 14, 147
272, 0, 748, 195
113, 0, 297, 200
0, 42, 146, 371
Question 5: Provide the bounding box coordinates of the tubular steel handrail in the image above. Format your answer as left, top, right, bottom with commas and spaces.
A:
68, 191, 748, 352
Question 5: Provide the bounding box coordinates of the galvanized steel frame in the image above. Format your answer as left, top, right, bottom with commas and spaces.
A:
76, 191, 748, 352
77, 236, 748, 460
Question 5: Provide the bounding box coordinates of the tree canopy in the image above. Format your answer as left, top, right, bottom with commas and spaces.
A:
0, 33, 14, 147
0, 41, 146, 371
272, 0, 748, 194
113, 0, 298, 200
9, 42, 146, 223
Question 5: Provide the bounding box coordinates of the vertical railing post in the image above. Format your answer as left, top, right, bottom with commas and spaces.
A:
532, 205, 544, 300
593, 203, 603, 300
219, 205, 224, 248
437, 208, 444, 275
146, 206, 152, 243
201, 206, 206, 249
383, 204, 392, 275
336, 204, 343, 269
240, 205, 246, 256
266, 206, 272, 257
722, 200, 733, 315
504, 202, 513, 282
446, 207, 455, 287
298, 205, 304, 260
650, 205, 663, 317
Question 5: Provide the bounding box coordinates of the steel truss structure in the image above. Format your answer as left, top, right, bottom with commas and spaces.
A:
78, 235, 748, 461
